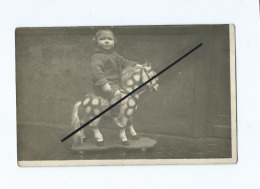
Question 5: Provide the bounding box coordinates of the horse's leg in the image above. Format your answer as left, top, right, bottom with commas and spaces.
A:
72, 95, 93, 145
77, 97, 95, 143
128, 117, 140, 140
118, 99, 135, 145
80, 96, 104, 146
78, 114, 90, 143
119, 116, 130, 145
89, 117, 104, 146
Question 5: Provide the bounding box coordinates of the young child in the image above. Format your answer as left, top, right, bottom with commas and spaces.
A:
90, 29, 139, 123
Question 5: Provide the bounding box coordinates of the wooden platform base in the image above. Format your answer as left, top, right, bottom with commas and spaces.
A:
71, 137, 157, 151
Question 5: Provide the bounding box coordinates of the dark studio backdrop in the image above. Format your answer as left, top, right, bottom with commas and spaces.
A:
16, 25, 231, 160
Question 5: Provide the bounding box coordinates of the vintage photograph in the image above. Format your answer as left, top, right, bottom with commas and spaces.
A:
16, 25, 236, 166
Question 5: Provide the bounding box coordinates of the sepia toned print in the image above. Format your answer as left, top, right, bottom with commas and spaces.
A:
16, 25, 236, 166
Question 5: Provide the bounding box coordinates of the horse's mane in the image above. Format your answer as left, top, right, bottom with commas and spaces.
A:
121, 66, 141, 82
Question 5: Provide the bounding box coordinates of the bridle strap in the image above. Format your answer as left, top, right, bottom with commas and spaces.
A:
136, 66, 157, 95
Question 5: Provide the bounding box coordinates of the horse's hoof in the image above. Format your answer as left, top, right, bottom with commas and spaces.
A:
131, 135, 140, 140
96, 141, 104, 147
121, 140, 130, 146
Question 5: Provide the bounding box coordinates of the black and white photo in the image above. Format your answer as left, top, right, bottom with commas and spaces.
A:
16, 25, 236, 166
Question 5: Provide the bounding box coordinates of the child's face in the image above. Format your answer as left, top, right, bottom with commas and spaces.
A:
96, 31, 115, 51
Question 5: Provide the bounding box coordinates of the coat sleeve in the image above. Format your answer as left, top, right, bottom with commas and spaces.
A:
116, 53, 138, 69
90, 54, 108, 86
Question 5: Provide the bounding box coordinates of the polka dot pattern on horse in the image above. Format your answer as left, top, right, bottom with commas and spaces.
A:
92, 98, 99, 105
85, 106, 91, 114
128, 98, 136, 107
126, 87, 132, 92
133, 74, 140, 82
124, 97, 137, 117
126, 109, 134, 117
93, 108, 100, 115
83, 98, 90, 106
127, 79, 134, 86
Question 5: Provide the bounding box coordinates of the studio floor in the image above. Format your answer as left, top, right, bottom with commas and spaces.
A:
17, 122, 232, 161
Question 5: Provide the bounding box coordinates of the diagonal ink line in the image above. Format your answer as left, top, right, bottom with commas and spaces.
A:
61, 42, 203, 142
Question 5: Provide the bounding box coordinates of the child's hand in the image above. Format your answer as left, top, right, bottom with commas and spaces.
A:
102, 83, 112, 93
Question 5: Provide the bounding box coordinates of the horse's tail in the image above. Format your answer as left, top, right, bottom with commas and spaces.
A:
71, 101, 85, 146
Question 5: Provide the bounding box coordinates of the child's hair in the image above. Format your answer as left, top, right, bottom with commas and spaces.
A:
92, 29, 118, 45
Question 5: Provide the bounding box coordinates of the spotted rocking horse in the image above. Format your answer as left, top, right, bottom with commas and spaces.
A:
71, 62, 159, 146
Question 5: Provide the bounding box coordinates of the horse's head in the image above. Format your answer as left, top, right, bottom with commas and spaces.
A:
121, 62, 159, 94
139, 62, 159, 92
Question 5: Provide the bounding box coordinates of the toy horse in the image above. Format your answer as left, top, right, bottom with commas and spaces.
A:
71, 63, 159, 146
